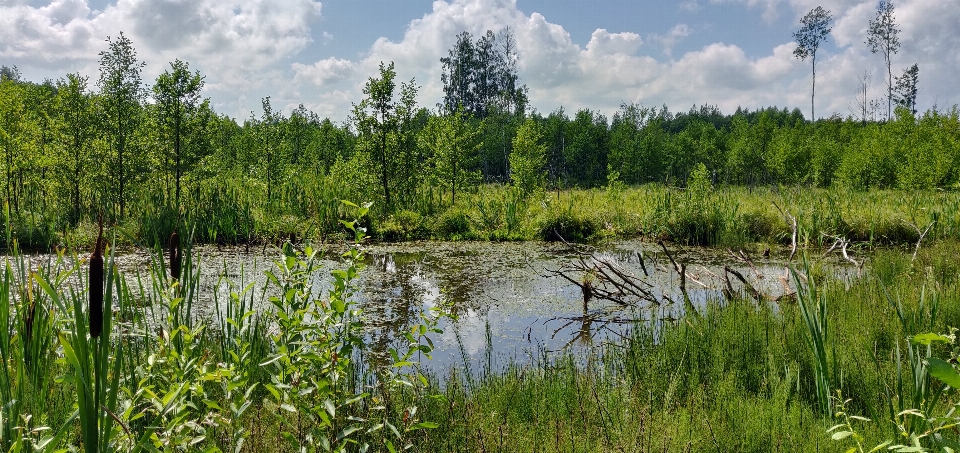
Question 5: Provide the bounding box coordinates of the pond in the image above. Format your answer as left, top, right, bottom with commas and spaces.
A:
14, 239, 856, 376
177, 239, 848, 376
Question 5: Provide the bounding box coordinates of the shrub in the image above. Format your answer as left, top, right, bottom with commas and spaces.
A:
378, 209, 426, 241
432, 208, 473, 239
537, 210, 599, 243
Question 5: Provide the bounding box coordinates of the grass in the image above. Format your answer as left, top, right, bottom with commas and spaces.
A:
9, 182, 960, 251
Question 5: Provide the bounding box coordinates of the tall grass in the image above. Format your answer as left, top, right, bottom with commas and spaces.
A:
20, 181, 960, 250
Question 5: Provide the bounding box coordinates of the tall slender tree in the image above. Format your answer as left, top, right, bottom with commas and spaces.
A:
353, 62, 420, 210
793, 6, 833, 121
153, 59, 204, 205
419, 106, 481, 205
98, 32, 145, 217
866, 1, 900, 120
56, 73, 95, 225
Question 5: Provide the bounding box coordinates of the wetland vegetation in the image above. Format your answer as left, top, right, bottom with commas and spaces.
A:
3, 17, 960, 453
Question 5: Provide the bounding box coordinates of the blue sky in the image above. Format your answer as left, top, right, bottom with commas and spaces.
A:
2, 0, 958, 122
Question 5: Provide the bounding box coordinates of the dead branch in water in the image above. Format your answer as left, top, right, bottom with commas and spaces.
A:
901, 219, 935, 262
822, 233, 863, 277
550, 244, 657, 309
728, 249, 763, 279
773, 201, 798, 262
723, 266, 765, 303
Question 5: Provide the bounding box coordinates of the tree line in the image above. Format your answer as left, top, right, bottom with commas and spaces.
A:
0, 19, 958, 246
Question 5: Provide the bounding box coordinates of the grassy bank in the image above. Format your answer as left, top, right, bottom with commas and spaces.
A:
15, 182, 960, 251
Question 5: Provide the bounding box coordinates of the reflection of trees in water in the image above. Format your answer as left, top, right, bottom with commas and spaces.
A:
359, 252, 432, 367
357, 248, 501, 367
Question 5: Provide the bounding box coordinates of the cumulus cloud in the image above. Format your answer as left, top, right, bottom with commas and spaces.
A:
2, 0, 959, 121
292, 57, 356, 87
303, 0, 807, 118
1, 0, 321, 116
648, 24, 691, 58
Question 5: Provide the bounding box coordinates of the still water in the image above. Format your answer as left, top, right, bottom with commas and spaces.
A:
19, 240, 849, 375
181, 240, 822, 375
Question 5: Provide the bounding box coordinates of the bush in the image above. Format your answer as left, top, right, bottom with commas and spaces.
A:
432, 208, 473, 239
377, 209, 426, 241
537, 210, 599, 243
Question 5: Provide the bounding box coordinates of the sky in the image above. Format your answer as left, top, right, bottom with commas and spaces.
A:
2, 0, 958, 123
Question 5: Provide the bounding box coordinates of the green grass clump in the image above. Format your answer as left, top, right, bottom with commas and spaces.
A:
377, 209, 427, 241
431, 208, 474, 239
536, 209, 599, 242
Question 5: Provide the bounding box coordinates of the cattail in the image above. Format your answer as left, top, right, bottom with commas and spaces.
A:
89, 218, 104, 338
169, 230, 181, 281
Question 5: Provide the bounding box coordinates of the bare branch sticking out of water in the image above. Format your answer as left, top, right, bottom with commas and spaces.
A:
723, 266, 765, 303
901, 219, 935, 262
822, 234, 863, 277
728, 249, 764, 279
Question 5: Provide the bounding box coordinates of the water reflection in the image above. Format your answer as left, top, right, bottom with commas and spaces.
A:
14, 240, 854, 376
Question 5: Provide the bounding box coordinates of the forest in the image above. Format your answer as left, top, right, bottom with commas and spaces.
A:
1, 25, 958, 249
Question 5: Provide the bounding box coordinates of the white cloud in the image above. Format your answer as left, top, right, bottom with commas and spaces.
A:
679, 1, 701, 12
2, 0, 959, 122
711, 0, 781, 23
648, 23, 691, 58
0, 0, 321, 116
307, 0, 805, 118
292, 58, 356, 87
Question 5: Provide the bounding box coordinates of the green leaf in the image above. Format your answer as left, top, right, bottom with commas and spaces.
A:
866, 440, 892, 453
831, 431, 854, 440
912, 333, 951, 345
407, 422, 439, 431
927, 358, 960, 388
337, 425, 360, 441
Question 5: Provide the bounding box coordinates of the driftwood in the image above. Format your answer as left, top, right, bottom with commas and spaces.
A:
541, 239, 658, 311
534, 237, 705, 345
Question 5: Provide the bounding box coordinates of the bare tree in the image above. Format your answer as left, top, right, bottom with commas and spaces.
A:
866, 1, 900, 120
849, 70, 872, 124
793, 6, 833, 121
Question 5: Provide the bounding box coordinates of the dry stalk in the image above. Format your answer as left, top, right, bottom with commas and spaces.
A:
901, 219, 935, 262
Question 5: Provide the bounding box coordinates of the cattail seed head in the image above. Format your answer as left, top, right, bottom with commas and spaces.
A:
89, 220, 104, 338
169, 230, 181, 281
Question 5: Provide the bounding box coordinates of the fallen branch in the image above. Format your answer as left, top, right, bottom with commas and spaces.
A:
822, 234, 863, 277
724, 266, 765, 303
